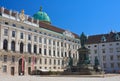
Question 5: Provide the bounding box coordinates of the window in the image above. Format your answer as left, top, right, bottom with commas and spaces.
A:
116, 43, 119, 45
12, 56, 15, 63
111, 63, 114, 68
28, 57, 31, 64
28, 34, 31, 40
109, 48, 113, 53
4, 29, 8, 36
11, 41, 15, 52
35, 58, 37, 64
110, 55, 114, 61
94, 45, 97, 47
102, 44, 105, 47
34, 45, 37, 54
53, 41, 55, 45
34, 36, 37, 42
117, 63, 120, 68
61, 42, 63, 47
53, 50, 55, 56
21, 26, 24, 29
44, 38, 46, 44
88, 46, 91, 48
117, 55, 120, 60
45, 59, 47, 64
39, 37, 42, 43
94, 50, 97, 54
49, 49, 51, 56
34, 30, 37, 32
39, 58, 42, 64
101, 36, 106, 42
61, 52, 63, 57
49, 59, 51, 65
49, 39, 51, 45
28, 43, 31, 53
57, 51, 59, 57
58, 60, 60, 65
20, 42, 24, 53
103, 56, 106, 61
12, 31, 15, 37
20, 33, 23, 39
65, 52, 67, 57
116, 47, 120, 52
102, 49, 105, 53
57, 42, 59, 46
12, 24, 16, 27
5, 22, 8, 25
3, 55, 7, 62
28, 28, 31, 31
103, 63, 107, 68
3, 39, 8, 51
2, 65, 7, 72
115, 34, 120, 40
44, 49, 46, 55
54, 59, 56, 65
39, 48, 41, 54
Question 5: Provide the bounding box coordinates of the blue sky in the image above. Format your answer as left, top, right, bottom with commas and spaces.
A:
0, 0, 120, 36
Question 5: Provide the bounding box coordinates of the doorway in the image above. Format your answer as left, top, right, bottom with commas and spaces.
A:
11, 67, 15, 75
18, 58, 25, 75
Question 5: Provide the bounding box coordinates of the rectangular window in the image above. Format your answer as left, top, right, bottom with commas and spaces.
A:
61, 52, 63, 57
57, 42, 59, 46
117, 63, 120, 68
12, 56, 15, 63
2, 65, 7, 72
103, 63, 106, 68
39, 58, 42, 64
4, 29, 8, 36
20, 32, 23, 39
44, 49, 46, 55
3, 55, 7, 62
103, 56, 106, 61
28, 34, 31, 40
39, 37, 42, 43
57, 51, 59, 57
117, 55, 120, 60
102, 49, 105, 53
12, 31, 15, 37
53, 50, 55, 56
45, 59, 47, 64
109, 48, 113, 53
110, 55, 114, 61
53, 41, 55, 45
61, 42, 63, 47
28, 57, 31, 64
58, 60, 60, 65
49, 39, 51, 45
44, 38, 46, 44
34, 36, 37, 42
116, 47, 120, 52
111, 63, 114, 68
39, 48, 41, 54
54, 59, 56, 65
49, 59, 51, 65
94, 50, 97, 54
49, 50, 51, 56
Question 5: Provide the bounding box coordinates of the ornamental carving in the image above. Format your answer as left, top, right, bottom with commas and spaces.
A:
19, 10, 25, 22
63, 30, 75, 38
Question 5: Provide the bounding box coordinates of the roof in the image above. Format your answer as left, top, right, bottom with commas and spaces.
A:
0, 7, 79, 39
86, 31, 120, 44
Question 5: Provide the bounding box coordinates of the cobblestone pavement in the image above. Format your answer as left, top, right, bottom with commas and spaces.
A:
0, 74, 120, 81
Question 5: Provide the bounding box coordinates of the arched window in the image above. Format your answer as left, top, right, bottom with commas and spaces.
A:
20, 42, 24, 53
34, 45, 37, 54
11, 41, 15, 51
28, 43, 31, 53
3, 39, 8, 51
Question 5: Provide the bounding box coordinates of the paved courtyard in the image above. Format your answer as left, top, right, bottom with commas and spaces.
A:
0, 74, 120, 81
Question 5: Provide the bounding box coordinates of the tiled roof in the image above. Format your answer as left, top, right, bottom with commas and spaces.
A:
86, 32, 120, 44
0, 7, 79, 39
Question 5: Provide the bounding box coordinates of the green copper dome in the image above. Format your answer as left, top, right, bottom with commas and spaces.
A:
33, 7, 51, 24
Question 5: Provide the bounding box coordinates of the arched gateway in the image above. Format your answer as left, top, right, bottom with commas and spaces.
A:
18, 58, 25, 75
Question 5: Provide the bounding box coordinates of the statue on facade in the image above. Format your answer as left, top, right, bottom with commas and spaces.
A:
80, 32, 87, 48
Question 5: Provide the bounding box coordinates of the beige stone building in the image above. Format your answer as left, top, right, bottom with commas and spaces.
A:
0, 7, 80, 75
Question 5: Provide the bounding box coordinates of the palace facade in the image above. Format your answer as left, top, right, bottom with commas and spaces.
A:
86, 32, 120, 73
0, 7, 80, 75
